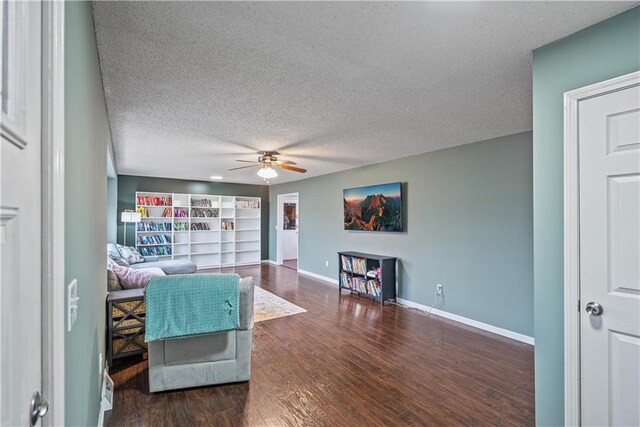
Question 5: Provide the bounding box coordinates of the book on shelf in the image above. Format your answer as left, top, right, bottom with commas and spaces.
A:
174, 208, 187, 218
221, 220, 234, 230
137, 195, 171, 206
340, 255, 352, 272
137, 222, 172, 232
136, 207, 149, 217
352, 258, 367, 275
236, 199, 260, 209
190, 198, 213, 207
366, 279, 382, 297
190, 208, 219, 218
137, 234, 171, 245
174, 222, 188, 231
190, 222, 211, 231
138, 245, 172, 256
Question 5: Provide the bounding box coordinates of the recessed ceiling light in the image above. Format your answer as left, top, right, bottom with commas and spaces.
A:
210, 176, 223, 180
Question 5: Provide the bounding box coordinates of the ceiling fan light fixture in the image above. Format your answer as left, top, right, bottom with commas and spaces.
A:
257, 166, 278, 179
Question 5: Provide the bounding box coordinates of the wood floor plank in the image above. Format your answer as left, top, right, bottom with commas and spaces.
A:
105, 264, 534, 426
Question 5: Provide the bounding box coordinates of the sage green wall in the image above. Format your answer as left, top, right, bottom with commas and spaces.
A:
532, 7, 640, 426
270, 132, 533, 337
117, 175, 270, 257
107, 177, 118, 243
65, 2, 112, 425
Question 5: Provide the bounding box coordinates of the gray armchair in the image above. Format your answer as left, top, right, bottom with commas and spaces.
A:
147, 276, 255, 392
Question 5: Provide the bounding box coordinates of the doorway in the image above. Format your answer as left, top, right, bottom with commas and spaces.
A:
564, 71, 640, 426
276, 193, 299, 270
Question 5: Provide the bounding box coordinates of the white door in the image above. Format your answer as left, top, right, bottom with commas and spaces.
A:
579, 82, 640, 426
0, 1, 45, 425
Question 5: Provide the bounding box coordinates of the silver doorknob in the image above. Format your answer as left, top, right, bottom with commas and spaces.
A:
585, 302, 604, 316
29, 391, 48, 426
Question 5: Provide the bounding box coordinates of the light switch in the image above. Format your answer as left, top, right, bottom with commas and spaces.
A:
67, 279, 79, 332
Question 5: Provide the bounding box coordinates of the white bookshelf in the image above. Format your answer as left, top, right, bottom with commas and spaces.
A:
134, 192, 261, 269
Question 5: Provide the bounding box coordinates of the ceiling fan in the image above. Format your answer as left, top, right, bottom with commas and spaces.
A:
229, 151, 307, 180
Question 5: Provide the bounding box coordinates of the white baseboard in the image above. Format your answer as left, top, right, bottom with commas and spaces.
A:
285, 267, 534, 346
262, 259, 279, 266
396, 298, 534, 345
297, 268, 338, 285
97, 363, 109, 427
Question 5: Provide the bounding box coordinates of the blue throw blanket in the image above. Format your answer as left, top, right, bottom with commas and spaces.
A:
145, 274, 239, 342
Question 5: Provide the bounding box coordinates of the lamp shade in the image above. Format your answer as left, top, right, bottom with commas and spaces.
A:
257, 167, 277, 179
121, 211, 142, 223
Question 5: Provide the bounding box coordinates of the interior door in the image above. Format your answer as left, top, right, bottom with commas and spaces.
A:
579, 81, 640, 426
0, 1, 45, 425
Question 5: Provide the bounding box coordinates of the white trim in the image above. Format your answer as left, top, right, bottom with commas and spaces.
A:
275, 192, 299, 267
397, 298, 534, 345
41, 2, 65, 426
293, 267, 534, 344
262, 259, 278, 266
563, 70, 640, 427
297, 268, 338, 285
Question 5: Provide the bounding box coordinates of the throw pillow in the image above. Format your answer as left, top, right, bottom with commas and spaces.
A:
111, 265, 165, 290
107, 269, 122, 292
107, 243, 129, 267
116, 244, 145, 265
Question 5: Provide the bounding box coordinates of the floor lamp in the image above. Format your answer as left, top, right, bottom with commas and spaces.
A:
121, 211, 142, 247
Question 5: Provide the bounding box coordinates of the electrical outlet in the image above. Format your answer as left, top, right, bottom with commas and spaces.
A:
436, 284, 443, 296
325, 260, 329, 267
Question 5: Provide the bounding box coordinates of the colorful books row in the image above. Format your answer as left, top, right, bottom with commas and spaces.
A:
191, 208, 219, 218
174, 222, 188, 231
340, 272, 382, 297
138, 246, 172, 256
236, 200, 260, 209
222, 221, 235, 230
340, 255, 367, 275
137, 235, 171, 245
137, 195, 171, 206
137, 222, 172, 232
191, 222, 212, 231
191, 198, 213, 207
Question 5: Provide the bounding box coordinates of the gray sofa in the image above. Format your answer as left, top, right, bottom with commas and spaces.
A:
107, 243, 197, 292
147, 276, 255, 392
128, 255, 197, 275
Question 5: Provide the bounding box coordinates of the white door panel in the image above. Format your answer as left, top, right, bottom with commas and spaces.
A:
579, 84, 640, 427
0, 1, 43, 425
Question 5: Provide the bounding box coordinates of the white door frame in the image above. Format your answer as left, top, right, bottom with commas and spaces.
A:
276, 192, 299, 266
563, 70, 639, 427
41, 2, 65, 425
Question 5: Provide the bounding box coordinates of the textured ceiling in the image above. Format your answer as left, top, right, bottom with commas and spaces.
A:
93, 1, 636, 185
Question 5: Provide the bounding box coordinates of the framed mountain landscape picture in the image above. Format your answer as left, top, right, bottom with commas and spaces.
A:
343, 182, 403, 232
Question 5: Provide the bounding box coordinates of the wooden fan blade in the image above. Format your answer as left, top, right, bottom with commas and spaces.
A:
235, 160, 259, 163
278, 164, 307, 173
229, 164, 261, 171
275, 160, 297, 165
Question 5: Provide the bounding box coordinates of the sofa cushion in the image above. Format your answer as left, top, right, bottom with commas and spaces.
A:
116, 245, 145, 264
163, 331, 236, 366
112, 264, 166, 290
107, 269, 123, 292
107, 243, 129, 266
130, 260, 197, 275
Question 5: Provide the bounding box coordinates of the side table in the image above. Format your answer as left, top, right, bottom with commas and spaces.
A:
106, 288, 147, 366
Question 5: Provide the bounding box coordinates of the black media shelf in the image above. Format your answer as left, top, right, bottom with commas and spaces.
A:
338, 251, 397, 306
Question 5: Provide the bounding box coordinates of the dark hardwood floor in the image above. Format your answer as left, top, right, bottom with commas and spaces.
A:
105, 264, 534, 426
282, 259, 297, 270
